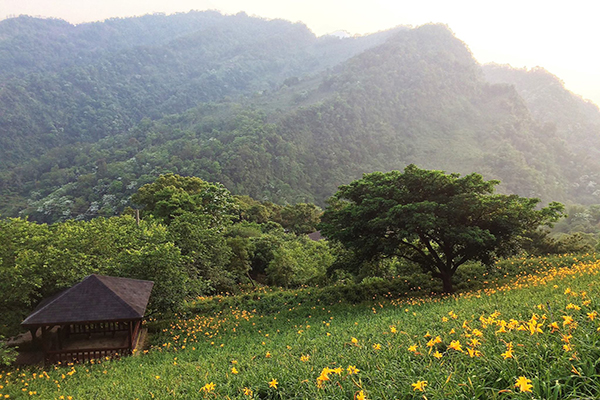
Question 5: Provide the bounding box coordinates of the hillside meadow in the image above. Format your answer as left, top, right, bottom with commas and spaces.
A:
2, 255, 600, 399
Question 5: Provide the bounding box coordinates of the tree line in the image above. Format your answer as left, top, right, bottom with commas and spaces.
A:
0, 174, 333, 338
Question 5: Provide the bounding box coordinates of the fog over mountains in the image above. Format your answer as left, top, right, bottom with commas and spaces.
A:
1, 11, 599, 222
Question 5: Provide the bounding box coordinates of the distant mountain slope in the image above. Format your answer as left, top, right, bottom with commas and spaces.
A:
2, 18, 600, 222
0, 12, 397, 167
483, 64, 600, 159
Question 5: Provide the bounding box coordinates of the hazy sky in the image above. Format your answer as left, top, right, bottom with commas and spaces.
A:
2, 0, 600, 106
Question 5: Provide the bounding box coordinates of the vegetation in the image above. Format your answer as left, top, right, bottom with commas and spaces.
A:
2, 256, 600, 398
320, 165, 564, 292
1, 15, 600, 223
2, 10, 600, 398
0, 173, 334, 337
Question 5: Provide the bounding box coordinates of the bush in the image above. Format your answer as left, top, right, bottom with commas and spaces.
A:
0, 337, 17, 366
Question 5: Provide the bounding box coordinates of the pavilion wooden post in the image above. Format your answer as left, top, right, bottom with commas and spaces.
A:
29, 327, 38, 346
129, 321, 134, 350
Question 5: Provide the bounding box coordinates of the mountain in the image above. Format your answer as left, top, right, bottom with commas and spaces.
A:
0, 11, 398, 167
483, 64, 600, 160
1, 12, 600, 223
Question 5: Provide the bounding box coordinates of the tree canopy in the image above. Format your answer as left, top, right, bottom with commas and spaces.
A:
132, 173, 236, 225
319, 165, 564, 292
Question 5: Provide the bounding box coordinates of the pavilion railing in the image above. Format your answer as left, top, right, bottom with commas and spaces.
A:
67, 321, 129, 336
45, 346, 131, 365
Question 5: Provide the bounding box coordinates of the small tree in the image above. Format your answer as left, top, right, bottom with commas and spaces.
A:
320, 165, 564, 292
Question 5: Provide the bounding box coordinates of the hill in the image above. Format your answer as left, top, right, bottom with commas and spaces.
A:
2, 256, 600, 398
1, 13, 600, 222
0, 11, 398, 167
483, 63, 600, 160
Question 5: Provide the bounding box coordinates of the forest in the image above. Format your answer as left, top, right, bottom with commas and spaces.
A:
0, 13, 600, 225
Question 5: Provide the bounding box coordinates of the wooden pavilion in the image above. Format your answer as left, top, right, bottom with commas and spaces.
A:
21, 274, 154, 364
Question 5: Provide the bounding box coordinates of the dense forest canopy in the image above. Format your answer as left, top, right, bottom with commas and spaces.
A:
0, 12, 599, 224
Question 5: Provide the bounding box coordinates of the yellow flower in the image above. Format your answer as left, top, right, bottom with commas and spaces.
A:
467, 347, 481, 358
550, 322, 560, 332
265, 352, 272, 358
587, 311, 598, 321
231, 367, 239, 374
201, 382, 216, 393
563, 316, 574, 327
268, 379, 278, 389
514, 376, 533, 392
351, 337, 358, 345
243, 387, 253, 396
300, 355, 310, 362
390, 326, 397, 333
433, 350, 443, 359
471, 329, 483, 337
408, 344, 418, 353
318, 367, 332, 382
347, 365, 360, 375
356, 390, 367, 400
449, 340, 462, 352
372, 343, 381, 351
501, 349, 513, 359
411, 380, 428, 392
527, 320, 543, 335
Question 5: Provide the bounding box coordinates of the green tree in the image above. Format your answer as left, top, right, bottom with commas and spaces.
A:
279, 203, 322, 234
132, 173, 236, 225
168, 212, 230, 293
320, 165, 564, 292
265, 237, 335, 288
0, 215, 190, 336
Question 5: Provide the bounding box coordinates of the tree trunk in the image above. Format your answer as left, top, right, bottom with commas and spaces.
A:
441, 272, 454, 293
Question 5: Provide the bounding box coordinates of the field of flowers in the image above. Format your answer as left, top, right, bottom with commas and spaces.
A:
2, 256, 600, 399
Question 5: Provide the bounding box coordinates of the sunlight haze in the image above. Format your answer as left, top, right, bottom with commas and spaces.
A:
1, 0, 599, 106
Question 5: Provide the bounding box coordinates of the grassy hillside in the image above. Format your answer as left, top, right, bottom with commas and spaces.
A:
2, 255, 600, 399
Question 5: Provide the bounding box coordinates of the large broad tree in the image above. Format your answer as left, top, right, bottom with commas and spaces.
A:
319, 165, 564, 292
132, 173, 236, 225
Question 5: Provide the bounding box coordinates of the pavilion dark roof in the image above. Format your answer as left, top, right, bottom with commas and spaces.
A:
22, 275, 154, 327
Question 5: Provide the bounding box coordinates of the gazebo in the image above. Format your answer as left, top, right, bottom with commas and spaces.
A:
21, 274, 154, 364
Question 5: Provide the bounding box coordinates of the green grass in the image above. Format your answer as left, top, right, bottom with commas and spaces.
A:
2, 254, 600, 399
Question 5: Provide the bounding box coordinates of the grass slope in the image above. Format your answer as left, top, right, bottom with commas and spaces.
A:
2, 256, 600, 399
